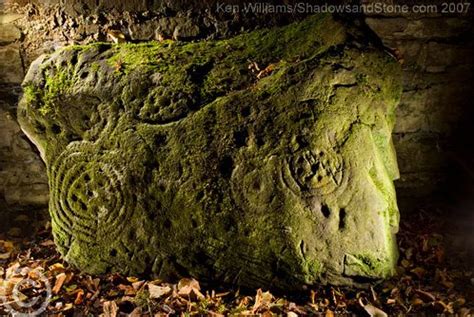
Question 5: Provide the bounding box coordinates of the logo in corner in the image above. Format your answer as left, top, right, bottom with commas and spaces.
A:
0, 266, 52, 316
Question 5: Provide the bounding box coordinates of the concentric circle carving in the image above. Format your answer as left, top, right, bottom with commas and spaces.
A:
49, 142, 132, 243
281, 149, 347, 197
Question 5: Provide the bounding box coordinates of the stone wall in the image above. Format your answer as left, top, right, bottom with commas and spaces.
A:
365, 11, 474, 200
0, 5, 49, 234
0, 0, 473, 225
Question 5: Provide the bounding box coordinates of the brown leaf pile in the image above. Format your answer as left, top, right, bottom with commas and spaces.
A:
1, 211, 473, 316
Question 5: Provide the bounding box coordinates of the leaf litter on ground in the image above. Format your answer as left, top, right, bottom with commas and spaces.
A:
0, 210, 472, 316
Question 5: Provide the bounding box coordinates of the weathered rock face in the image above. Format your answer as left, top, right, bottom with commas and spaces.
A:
18, 15, 402, 288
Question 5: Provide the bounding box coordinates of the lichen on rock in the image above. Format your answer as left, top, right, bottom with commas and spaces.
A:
18, 14, 402, 289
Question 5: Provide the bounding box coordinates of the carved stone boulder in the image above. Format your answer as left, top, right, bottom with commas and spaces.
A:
18, 15, 402, 289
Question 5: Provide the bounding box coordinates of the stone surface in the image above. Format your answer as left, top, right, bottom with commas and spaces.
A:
128, 20, 160, 41
129, 17, 201, 41
0, 13, 23, 25
0, 45, 23, 84
170, 17, 201, 40
0, 23, 21, 44
394, 84, 469, 134
365, 17, 471, 41
0, 106, 49, 207
19, 15, 402, 288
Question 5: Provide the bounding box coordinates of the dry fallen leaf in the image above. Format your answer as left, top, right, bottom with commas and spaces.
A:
5, 263, 20, 279
359, 299, 388, 317
49, 263, 65, 274
415, 289, 436, 302
436, 269, 455, 289
325, 309, 335, 317
129, 307, 143, 316
401, 259, 411, 268
257, 64, 276, 79
118, 284, 136, 296
127, 276, 139, 283
459, 307, 471, 317
0, 252, 10, 260
177, 278, 204, 299
411, 297, 424, 306
253, 289, 274, 312
404, 247, 414, 259
40, 239, 55, 246
178, 278, 200, 291
148, 284, 172, 299
63, 303, 74, 311
310, 290, 317, 304
132, 280, 145, 290
4, 277, 24, 296
53, 273, 67, 294
74, 289, 85, 305
0, 240, 14, 260
103, 300, 119, 317
434, 300, 454, 314
410, 267, 426, 279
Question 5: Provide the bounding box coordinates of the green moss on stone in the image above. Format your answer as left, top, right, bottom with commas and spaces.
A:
18, 14, 402, 290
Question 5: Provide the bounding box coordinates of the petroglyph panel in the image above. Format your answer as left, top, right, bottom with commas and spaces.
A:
18, 15, 402, 289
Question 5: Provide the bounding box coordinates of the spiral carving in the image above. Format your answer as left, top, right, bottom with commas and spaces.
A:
49, 142, 132, 244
